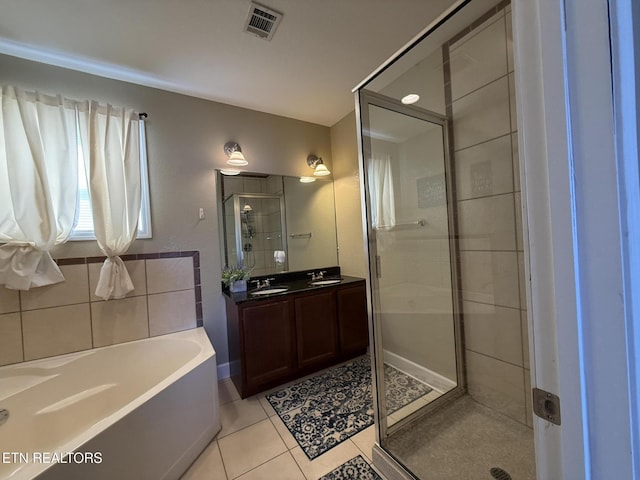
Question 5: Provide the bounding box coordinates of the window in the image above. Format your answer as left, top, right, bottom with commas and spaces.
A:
69, 122, 152, 240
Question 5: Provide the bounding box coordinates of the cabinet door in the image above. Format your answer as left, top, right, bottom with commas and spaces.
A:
241, 299, 296, 390
294, 291, 338, 369
337, 283, 369, 355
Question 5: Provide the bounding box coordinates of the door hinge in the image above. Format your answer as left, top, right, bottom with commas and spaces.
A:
532, 388, 561, 425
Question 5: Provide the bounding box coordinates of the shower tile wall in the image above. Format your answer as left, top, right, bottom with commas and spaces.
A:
445, 2, 532, 426
0, 252, 200, 366
223, 175, 284, 277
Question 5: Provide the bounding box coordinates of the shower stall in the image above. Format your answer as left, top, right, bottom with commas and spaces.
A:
356, 1, 534, 478
222, 193, 288, 274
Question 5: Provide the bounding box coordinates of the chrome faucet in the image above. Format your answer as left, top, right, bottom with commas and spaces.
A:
309, 271, 327, 281
252, 278, 275, 289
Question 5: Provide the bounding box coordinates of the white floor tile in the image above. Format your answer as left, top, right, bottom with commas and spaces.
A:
218, 378, 241, 406
269, 414, 299, 450
218, 419, 287, 479
235, 452, 305, 480
219, 396, 268, 437
351, 426, 376, 462
291, 440, 362, 480
180, 440, 227, 480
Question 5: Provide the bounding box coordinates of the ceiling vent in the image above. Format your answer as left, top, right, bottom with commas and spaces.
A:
244, 2, 283, 41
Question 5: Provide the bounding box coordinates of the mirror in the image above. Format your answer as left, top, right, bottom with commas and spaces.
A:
218, 172, 339, 277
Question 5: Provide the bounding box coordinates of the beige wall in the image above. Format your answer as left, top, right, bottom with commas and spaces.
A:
330, 111, 368, 278
0, 53, 332, 366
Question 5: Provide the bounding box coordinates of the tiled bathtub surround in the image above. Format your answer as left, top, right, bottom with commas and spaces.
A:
444, 1, 532, 427
0, 251, 201, 366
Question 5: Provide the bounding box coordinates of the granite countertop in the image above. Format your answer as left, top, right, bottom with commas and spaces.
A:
223, 275, 365, 304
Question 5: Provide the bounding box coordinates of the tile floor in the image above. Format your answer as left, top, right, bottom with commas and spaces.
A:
181, 377, 387, 480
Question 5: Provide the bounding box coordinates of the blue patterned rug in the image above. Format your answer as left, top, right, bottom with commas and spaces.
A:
266, 356, 432, 459
319, 455, 383, 480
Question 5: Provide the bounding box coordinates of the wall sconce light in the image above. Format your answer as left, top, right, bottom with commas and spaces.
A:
224, 142, 248, 167
220, 168, 241, 176
307, 154, 331, 177
299, 176, 316, 183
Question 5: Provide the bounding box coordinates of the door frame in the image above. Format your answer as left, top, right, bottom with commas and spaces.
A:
514, 0, 638, 477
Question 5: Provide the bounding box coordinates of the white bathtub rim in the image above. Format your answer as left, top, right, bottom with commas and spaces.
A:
3, 327, 214, 480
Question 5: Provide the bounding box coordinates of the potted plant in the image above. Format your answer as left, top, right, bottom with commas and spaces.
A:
222, 265, 251, 293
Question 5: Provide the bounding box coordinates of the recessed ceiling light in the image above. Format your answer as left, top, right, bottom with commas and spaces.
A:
401, 93, 420, 105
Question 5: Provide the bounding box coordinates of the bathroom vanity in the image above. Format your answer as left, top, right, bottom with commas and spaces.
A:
223, 272, 368, 398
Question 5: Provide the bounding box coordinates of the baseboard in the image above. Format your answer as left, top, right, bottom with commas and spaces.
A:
383, 350, 456, 393
217, 361, 230, 380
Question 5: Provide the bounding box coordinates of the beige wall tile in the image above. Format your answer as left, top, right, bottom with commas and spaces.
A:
88, 260, 147, 301
525, 368, 533, 428
0, 287, 20, 314
512, 133, 520, 192
466, 350, 525, 424
146, 257, 194, 294
518, 252, 527, 308
457, 194, 517, 251
452, 77, 511, 150
522, 310, 530, 370
91, 296, 149, 348
148, 290, 196, 336
449, 10, 502, 51
218, 419, 287, 479
21, 264, 89, 311
515, 192, 523, 251
454, 135, 514, 201
506, 12, 514, 73
22, 304, 92, 361
460, 251, 520, 308
0, 313, 23, 366
463, 301, 523, 366
450, 16, 507, 101
509, 72, 518, 132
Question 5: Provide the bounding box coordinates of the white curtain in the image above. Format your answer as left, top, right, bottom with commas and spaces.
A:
78, 102, 142, 300
0, 86, 78, 290
367, 154, 396, 229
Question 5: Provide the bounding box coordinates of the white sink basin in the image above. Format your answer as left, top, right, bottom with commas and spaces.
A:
250, 287, 289, 295
310, 279, 342, 286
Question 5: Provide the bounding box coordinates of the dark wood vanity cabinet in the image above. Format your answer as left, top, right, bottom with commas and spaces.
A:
336, 283, 369, 355
295, 290, 339, 369
225, 279, 368, 398
241, 299, 296, 389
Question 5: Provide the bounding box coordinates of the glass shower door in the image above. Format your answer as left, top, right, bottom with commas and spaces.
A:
223, 193, 288, 275
359, 91, 463, 437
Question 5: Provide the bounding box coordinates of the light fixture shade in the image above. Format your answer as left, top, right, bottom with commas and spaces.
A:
313, 163, 331, 176
220, 168, 241, 176
299, 176, 316, 183
227, 150, 248, 166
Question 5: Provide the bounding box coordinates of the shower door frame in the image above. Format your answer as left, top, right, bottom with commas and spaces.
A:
356, 89, 466, 442
231, 193, 288, 271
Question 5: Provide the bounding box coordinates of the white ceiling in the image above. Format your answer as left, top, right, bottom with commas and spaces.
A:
0, 0, 456, 126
